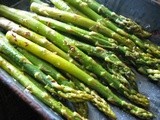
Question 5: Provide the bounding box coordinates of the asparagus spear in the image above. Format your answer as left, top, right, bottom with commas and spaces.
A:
17, 13, 135, 84
21, 13, 160, 80
0, 4, 157, 100
66, 74, 117, 119
49, 0, 87, 17
0, 33, 92, 102
5, 18, 148, 108
62, 0, 160, 57
0, 56, 86, 120
25, 12, 118, 49
1, 47, 90, 117
0, 4, 150, 106
17, 47, 75, 88
0, 34, 85, 120
0, 17, 75, 64
74, 41, 135, 82
5, 31, 154, 119
81, 0, 151, 38
16, 47, 116, 119
29, 2, 160, 66
0, 18, 155, 83
0, 17, 97, 78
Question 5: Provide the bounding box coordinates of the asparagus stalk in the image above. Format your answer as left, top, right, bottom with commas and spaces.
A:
0, 33, 93, 102
62, 0, 160, 57
63, 0, 133, 38
5, 31, 154, 119
0, 17, 97, 78
74, 41, 135, 82
16, 47, 116, 119
17, 47, 75, 88
0, 4, 150, 107
5, 20, 149, 108
81, 0, 151, 38
29, 3, 160, 66
26, 12, 118, 49
66, 74, 117, 120
49, 0, 87, 17
0, 34, 85, 120
19, 13, 135, 85
0, 4, 152, 105
22, 13, 160, 80
0, 17, 75, 64
15, 48, 116, 119
0, 5, 157, 103
0, 56, 86, 120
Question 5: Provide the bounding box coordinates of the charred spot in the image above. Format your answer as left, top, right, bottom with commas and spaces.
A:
25, 42, 29, 47
12, 33, 17, 42
19, 25, 22, 28
69, 46, 75, 52
7, 67, 11, 72
46, 21, 51, 27
25, 32, 31, 37
64, 40, 68, 46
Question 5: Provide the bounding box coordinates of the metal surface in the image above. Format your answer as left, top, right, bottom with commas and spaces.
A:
0, 0, 160, 120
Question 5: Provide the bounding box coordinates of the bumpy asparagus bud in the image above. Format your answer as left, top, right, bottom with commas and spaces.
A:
67, 75, 117, 120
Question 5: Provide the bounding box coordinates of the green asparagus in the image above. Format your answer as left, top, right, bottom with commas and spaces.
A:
0, 34, 85, 120
49, 0, 87, 17
0, 32, 93, 102
22, 13, 160, 81
16, 11, 138, 89
0, 17, 97, 78
0, 5, 150, 107
17, 47, 116, 119
6, 31, 154, 119
81, 0, 151, 38
62, 0, 160, 57
18, 13, 135, 85
0, 17, 75, 64
29, 2, 160, 67
2, 11, 148, 107
66, 74, 117, 119
17, 47, 75, 88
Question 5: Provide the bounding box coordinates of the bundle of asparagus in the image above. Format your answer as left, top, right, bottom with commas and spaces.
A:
0, 0, 159, 119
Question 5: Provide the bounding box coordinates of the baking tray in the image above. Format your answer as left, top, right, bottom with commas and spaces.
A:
0, 0, 160, 120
